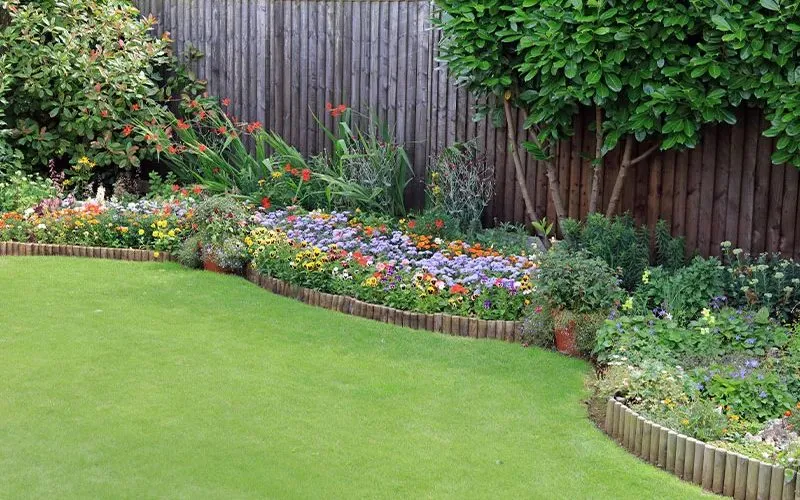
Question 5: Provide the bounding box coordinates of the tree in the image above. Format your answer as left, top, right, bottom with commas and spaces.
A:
435, 0, 800, 229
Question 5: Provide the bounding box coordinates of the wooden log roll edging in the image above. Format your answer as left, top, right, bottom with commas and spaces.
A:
604, 398, 799, 499
0, 241, 172, 262
0, 242, 525, 342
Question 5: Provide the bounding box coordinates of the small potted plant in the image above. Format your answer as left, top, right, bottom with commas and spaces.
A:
194, 196, 251, 274
537, 248, 622, 357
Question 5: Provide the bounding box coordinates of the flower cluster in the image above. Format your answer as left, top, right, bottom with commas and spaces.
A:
247, 208, 538, 319
0, 198, 195, 252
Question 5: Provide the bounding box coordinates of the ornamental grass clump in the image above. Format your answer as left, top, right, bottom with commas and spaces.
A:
427, 141, 494, 234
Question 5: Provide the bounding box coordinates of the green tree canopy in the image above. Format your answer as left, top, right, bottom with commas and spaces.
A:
435, 0, 800, 223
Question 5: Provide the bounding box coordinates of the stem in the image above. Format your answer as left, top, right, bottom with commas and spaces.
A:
588, 106, 603, 214
502, 99, 540, 228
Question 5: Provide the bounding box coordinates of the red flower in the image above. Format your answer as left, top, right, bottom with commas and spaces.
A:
212, 167, 220, 174
434, 219, 444, 229
131, 103, 140, 111
325, 102, 333, 111
534, 306, 543, 314
192, 185, 203, 195
189, 100, 198, 108
284, 163, 292, 172
171, 184, 180, 192
198, 144, 208, 153
122, 125, 133, 137
93, 83, 102, 92
180, 188, 189, 197
221, 97, 231, 107
216, 126, 227, 135
176, 119, 190, 131
407, 220, 416, 230
198, 110, 207, 120
246, 121, 262, 133
301, 169, 311, 182
168, 144, 178, 154
260, 197, 271, 209
449, 284, 468, 295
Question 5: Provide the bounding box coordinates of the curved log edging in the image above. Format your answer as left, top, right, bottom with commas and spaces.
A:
604, 398, 797, 499
0, 241, 523, 341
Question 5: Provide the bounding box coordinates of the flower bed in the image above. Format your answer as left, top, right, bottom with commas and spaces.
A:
591, 251, 800, 471
247, 209, 537, 320
0, 197, 539, 321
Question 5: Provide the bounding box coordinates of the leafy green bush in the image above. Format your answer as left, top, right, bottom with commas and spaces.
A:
1, 0, 203, 177
537, 247, 622, 313
427, 141, 494, 233
562, 214, 686, 291
562, 214, 649, 290
633, 257, 724, 324
0, 170, 56, 212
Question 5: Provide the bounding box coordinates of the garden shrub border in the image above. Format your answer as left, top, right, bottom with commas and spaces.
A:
0, 242, 523, 341
604, 398, 798, 499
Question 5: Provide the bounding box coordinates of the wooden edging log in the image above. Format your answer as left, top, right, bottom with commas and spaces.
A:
1, 243, 527, 344
604, 399, 799, 499
0, 241, 171, 262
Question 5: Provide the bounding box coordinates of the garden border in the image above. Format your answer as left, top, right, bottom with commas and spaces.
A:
0, 242, 523, 341
604, 398, 799, 499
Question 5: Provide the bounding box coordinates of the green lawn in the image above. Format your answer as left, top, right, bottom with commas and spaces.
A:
0, 257, 710, 499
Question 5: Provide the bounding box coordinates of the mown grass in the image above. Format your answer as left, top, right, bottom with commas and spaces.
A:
0, 257, 710, 498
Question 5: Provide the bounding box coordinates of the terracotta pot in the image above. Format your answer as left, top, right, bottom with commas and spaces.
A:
203, 258, 235, 274
553, 312, 580, 357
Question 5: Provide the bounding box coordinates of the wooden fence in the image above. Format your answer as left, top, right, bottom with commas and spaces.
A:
134, 0, 800, 258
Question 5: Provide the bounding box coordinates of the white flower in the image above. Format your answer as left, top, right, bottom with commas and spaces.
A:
36, 223, 47, 230
23, 208, 34, 216
434, 237, 443, 245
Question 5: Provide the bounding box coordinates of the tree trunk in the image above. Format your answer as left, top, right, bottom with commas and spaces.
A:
502, 99, 539, 226
588, 106, 603, 214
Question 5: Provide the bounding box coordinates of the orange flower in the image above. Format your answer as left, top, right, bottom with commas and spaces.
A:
301, 169, 311, 182
221, 97, 231, 107
122, 125, 133, 137
198, 144, 208, 153
261, 197, 271, 209
176, 119, 190, 131
786, 410, 793, 417
131, 103, 141, 111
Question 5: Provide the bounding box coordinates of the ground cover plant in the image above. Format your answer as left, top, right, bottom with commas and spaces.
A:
0, 257, 709, 499
588, 242, 800, 468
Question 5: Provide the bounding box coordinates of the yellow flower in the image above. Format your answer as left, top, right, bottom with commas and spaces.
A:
168, 230, 176, 237
271, 171, 283, 179
138, 229, 145, 236
432, 186, 441, 195
153, 251, 160, 258
621, 296, 633, 311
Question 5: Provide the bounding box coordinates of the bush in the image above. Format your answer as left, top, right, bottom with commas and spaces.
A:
537, 247, 623, 313
0, 170, 56, 212
632, 257, 724, 324
1, 0, 203, 178
427, 141, 494, 233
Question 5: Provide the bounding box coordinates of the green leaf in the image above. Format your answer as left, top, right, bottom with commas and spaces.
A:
605, 73, 622, 92
760, 0, 780, 11
711, 14, 732, 32
565, 60, 577, 79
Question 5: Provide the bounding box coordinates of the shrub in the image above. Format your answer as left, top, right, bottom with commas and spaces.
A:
0, 170, 56, 212
193, 196, 251, 250
632, 257, 724, 324
1, 0, 203, 178
537, 247, 623, 313
427, 141, 494, 233
175, 233, 202, 269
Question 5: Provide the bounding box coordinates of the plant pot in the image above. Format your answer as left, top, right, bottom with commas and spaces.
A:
553, 311, 580, 357
203, 258, 235, 274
